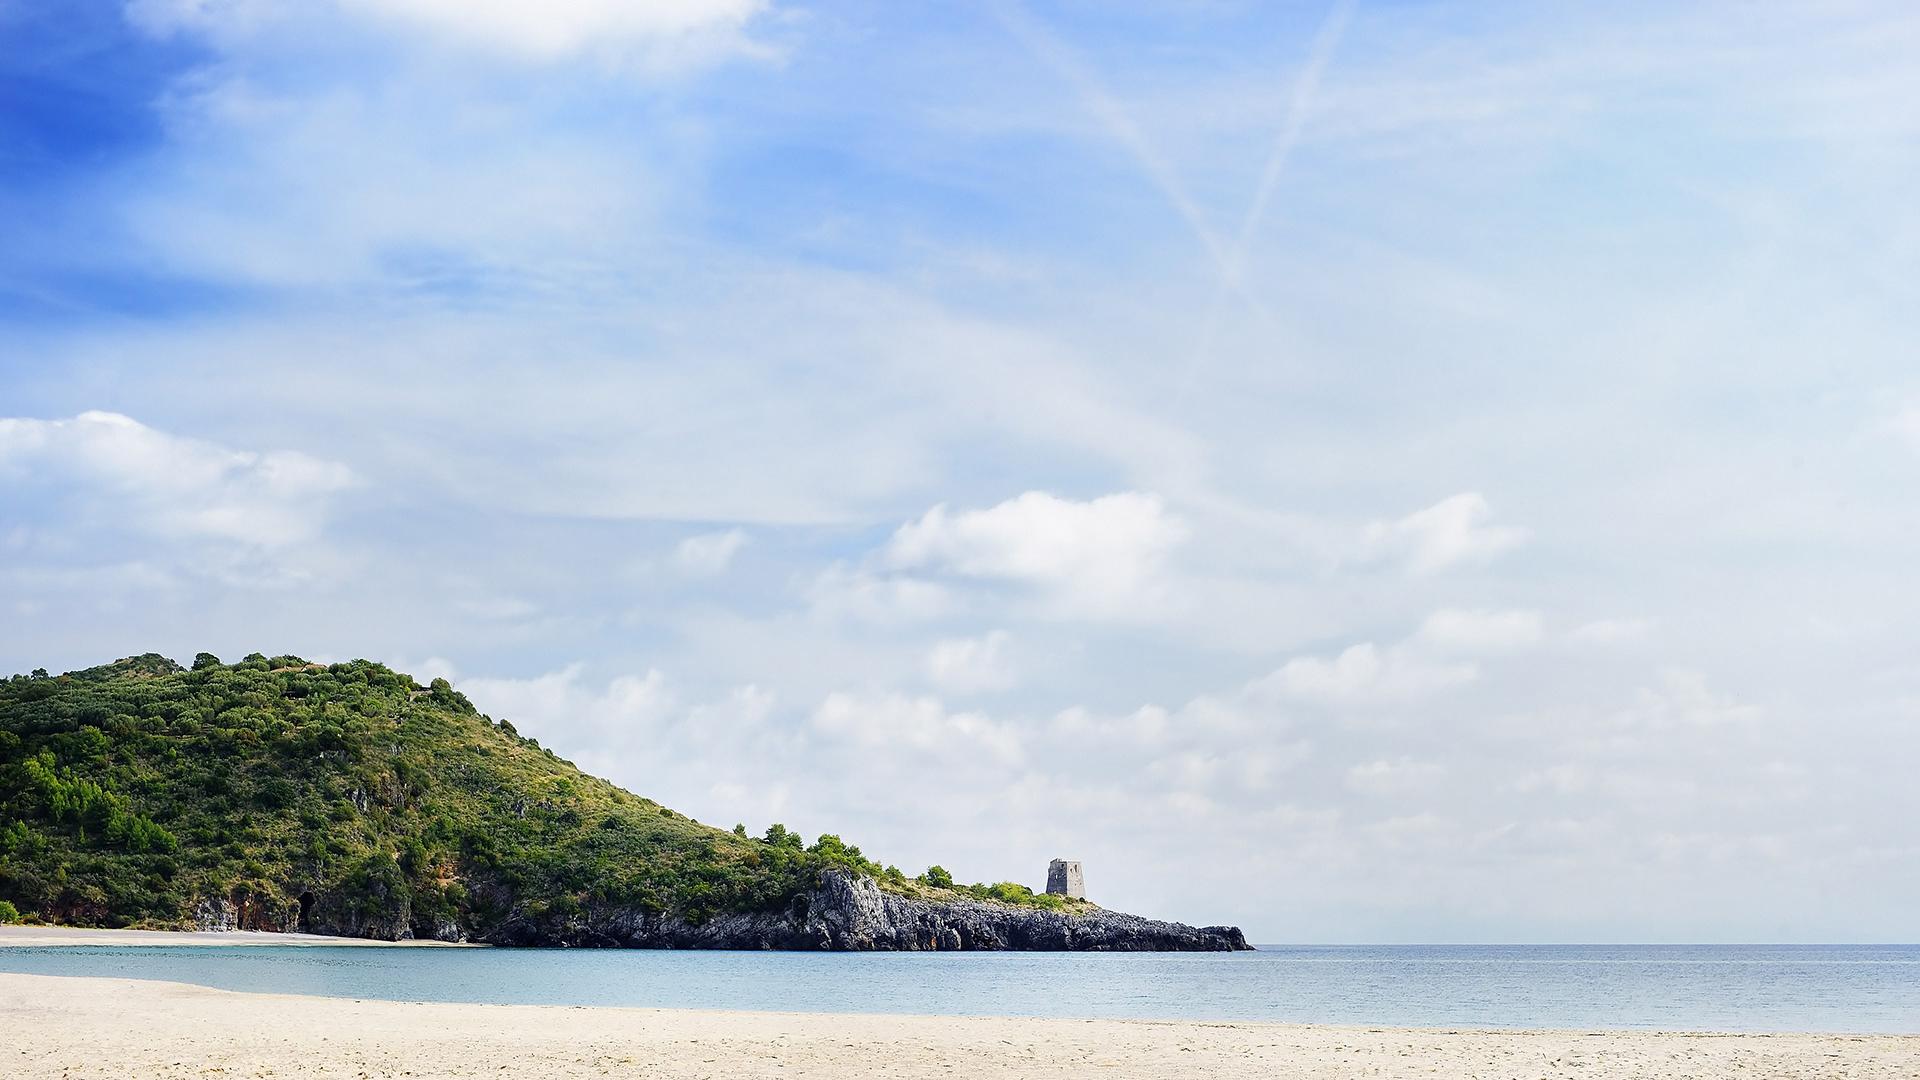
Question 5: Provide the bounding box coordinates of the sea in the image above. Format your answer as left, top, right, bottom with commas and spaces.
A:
2, 943, 1915, 1033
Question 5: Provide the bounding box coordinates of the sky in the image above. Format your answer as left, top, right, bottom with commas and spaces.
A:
2, 0, 1918, 944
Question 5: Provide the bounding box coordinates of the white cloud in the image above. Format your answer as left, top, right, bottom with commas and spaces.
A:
1050, 703, 1172, 747
350, 0, 765, 60
389, 655, 463, 685
673, 529, 749, 576
886, 491, 1188, 617
805, 564, 955, 624
457, 664, 780, 758
1416, 608, 1543, 653
460, 663, 675, 743
811, 690, 1023, 765
1571, 617, 1655, 645
1513, 764, 1594, 796
1346, 757, 1444, 797
129, 0, 769, 64
1263, 642, 1478, 706
1885, 403, 1920, 453
0, 411, 355, 548
453, 664, 789, 828
924, 630, 1015, 693
1360, 493, 1528, 575
687, 682, 778, 736
1613, 669, 1761, 730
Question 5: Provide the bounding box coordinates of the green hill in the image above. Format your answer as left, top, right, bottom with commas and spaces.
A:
0, 653, 1071, 940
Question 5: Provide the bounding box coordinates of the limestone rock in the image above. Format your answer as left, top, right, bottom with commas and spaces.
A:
471, 870, 1251, 952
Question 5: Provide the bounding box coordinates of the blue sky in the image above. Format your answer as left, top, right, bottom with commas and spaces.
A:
3, 0, 1919, 942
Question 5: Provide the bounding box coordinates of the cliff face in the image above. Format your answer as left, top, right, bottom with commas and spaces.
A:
474, 870, 1251, 952
193, 870, 1251, 952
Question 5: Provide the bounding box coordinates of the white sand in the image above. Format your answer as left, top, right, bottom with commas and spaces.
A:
3, 971, 1913, 1079
0, 924, 476, 947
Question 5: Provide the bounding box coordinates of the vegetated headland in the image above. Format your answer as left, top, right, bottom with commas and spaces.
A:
0, 653, 1246, 951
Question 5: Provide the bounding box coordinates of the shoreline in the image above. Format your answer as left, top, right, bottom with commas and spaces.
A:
5, 972, 1916, 1079
0, 923, 479, 948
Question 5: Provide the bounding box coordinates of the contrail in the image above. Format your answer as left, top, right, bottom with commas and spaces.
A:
991, 0, 1233, 278
1180, 0, 1358, 401
1228, 0, 1357, 289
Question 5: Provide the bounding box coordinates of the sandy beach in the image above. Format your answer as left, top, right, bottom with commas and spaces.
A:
2, 971, 1912, 1080
0, 924, 476, 948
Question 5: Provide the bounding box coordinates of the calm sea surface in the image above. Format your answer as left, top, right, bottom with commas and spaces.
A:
3, 943, 1915, 1033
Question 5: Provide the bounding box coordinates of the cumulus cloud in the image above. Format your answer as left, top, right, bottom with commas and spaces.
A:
460, 663, 676, 743
1263, 642, 1478, 706
0, 411, 355, 548
1360, 493, 1528, 575
924, 630, 1015, 693
885, 491, 1187, 617
1416, 608, 1544, 653
1050, 703, 1173, 747
455, 664, 785, 817
812, 690, 1023, 765
673, 529, 748, 576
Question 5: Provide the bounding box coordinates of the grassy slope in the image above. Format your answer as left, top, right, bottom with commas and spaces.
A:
0, 653, 1071, 936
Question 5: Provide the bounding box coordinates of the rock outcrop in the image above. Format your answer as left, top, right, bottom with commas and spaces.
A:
473, 871, 1250, 951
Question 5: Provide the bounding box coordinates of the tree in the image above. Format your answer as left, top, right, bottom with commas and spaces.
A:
920, 865, 953, 889
762, 823, 803, 850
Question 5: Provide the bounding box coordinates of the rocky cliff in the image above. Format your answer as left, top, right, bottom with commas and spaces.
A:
206, 870, 1252, 951
472, 870, 1251, 951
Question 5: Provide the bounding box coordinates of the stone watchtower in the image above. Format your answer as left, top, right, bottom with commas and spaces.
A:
1045, 858, 1085, 899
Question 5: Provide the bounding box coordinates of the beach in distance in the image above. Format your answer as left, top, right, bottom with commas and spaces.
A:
7, 971, 1917, 1080
0, 924, 477, 948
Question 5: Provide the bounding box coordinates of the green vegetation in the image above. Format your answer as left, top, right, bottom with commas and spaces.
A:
0, 899, 19, 924
0, 653, 1076, 937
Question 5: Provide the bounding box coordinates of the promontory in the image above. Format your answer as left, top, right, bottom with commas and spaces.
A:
0, 653, 1248, 951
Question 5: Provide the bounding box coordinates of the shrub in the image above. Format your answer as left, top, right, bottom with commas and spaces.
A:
0, 900, 20, 923
0, 651, 1073, 936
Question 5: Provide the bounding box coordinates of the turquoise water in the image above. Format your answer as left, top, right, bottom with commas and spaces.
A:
2, 944, 1915, 1033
